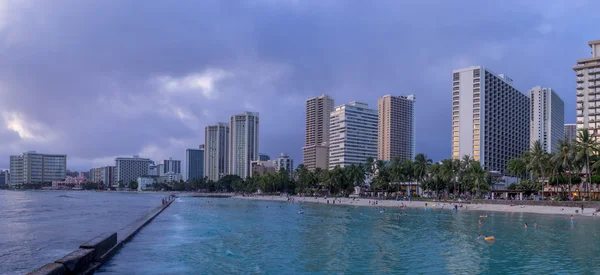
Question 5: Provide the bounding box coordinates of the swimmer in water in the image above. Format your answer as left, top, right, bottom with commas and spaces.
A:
478, 219, 482, 226
477, 234, 481, 239
524, 223, 528, 228
534, 221, 538, 228
570, 215, 574, 222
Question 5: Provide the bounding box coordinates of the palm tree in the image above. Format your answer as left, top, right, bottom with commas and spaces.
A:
440, 159, 455, 198
527, 140, 547, 199
401, 159, 415, 197
414, 153, 432, 197
390, 158, 404, 198
467, 161, 487, 197
575, 129, 598, 198
552, 140, 575, 196
506, 157, 527, 183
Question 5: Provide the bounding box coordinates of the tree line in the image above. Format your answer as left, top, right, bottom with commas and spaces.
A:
506, 130, 599, 200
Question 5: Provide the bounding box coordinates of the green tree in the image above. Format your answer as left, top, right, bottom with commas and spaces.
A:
467, 161, 487, 197
575, 129, 598, 198
414, 153, 432, 197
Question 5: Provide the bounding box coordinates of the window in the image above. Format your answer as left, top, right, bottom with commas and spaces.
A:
473, 119, 480, 124
453, 142, 459, 146
452, 146, 459, 151
453, 111, 459, 115
453, 136, 459, 141
453, 131, 459, 136
473, 145, 480, 150
473, 134, 480, 139
452, 151, 460, 157
473, 129, 480, 134
453, 126, 459, 131
473, 150, 480, 155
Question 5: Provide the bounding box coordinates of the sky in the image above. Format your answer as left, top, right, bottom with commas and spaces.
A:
0, 0, 598, 172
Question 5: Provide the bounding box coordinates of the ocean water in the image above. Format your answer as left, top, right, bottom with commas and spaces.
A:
0, 190, 164, 274
99, 198, 600, 274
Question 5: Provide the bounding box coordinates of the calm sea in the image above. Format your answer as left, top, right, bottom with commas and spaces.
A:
99, 197, 600, 275
0, 190, 163, 275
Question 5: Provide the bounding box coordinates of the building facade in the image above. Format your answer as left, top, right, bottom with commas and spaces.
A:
163, 158, 181, 174
205, 123, 230, 182
564, 124, 577, 141
9, 151, 66, 185
574, 40, 600, 135
0, 170, 9, 185
329, 102, 378, 169
9, 155, 23, 186
273, 153, 294, 177
303, 94, 335, 171
529, 86, 564, 153
186, 147, 204, 181
115, 155, 153, 187
259, 153, 270, 161
377, 94, 416, 162
229, 112, 259, 179
250, 160, 276, 177
452, 66, 529, 174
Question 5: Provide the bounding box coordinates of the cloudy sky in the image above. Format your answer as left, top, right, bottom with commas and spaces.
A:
0, 0, 597, 171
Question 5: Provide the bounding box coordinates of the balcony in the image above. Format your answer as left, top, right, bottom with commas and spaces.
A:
577, 84, 584, 90
577, 120, 584, 124
577, 77, 585, 83
577, 91, 585, 96
577, 70, 584, 76
577, 99, 584, 103
577, 105, 584, 110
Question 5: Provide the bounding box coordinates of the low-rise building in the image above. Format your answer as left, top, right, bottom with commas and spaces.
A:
250, 160, 276, 177
137, 176, 157, 191
273, 153, 294, 177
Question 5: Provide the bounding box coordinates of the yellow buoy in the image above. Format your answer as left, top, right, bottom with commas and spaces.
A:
484, 236, 495, 241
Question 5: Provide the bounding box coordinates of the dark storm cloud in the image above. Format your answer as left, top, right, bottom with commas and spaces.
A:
0, 0, 597, 170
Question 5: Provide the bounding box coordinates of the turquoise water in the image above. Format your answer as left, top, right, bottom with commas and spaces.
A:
0, 190, 163, 274
99, 198, 600, 274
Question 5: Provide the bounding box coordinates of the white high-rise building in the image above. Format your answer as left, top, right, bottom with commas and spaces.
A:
574, 40, 600, 135
9, 151, 67, 185
329, 101, 378, 169
564, 124, 577, 141
205, 123, 230, 182
229, 112, 259, 179
115, 155, 153, 187
529, 86, 564, 153
273, 153, 294, 177
452, 66, 529, 174
163, 158, 181, 174
378, 94, 416, 162
303, 95, 335, 171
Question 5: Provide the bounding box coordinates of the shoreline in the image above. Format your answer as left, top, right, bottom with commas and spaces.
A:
234, 195, 599, 217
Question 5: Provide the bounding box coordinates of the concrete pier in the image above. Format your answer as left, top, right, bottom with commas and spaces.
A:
28, 197, 175, 275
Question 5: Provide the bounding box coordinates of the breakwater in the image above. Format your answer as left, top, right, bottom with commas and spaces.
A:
28, 197, 175, 275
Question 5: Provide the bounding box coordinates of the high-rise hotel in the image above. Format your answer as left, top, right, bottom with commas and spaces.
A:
329, 101, 378, 169
452, 66, 529, 173
229, 112, 259, 179
529, 86, 564, 153
574, 40, 600, 135
303, 95, 334, 171
205, 123, 230, 182
378, 94, 416, 162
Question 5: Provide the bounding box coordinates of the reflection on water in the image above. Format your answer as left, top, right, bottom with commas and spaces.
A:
100, 198, 600, 274
0, 190, 163, 274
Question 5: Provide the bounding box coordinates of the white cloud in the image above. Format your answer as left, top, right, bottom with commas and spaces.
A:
2, 111, 57, 142
155, 69, 232, 99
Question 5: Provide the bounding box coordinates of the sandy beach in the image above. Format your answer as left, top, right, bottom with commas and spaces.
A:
234, 195, 600, 217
